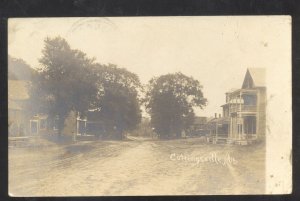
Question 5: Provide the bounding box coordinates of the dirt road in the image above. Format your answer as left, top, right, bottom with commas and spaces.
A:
9, 137, 265, 196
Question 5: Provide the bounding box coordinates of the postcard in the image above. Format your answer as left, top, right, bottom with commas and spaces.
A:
8, 16, 292, 196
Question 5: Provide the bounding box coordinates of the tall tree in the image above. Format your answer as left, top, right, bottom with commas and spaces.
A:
33, 36, 97, 135
144, 72, 207, 139
91, 64, 142, 140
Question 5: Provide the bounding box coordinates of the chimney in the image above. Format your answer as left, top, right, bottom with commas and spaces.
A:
219, 114, 221, 118
215, 113, 217, 118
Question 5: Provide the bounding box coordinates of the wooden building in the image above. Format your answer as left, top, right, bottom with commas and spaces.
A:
190, 116, 208, 136
8, 80, 31, 136
208, 68, 266, 145
206, 114, 230, 143
8, 80, 59, 137
76, 110, 105, 140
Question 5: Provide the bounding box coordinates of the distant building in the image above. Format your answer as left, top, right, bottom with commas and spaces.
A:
8, 80, 31, 136
206, 113, 229, 143
29, 114, 49, 135
190, 116, 208, 136
8, 80, 58, 136
207, 68, 266, 145
76, 110, 105, 139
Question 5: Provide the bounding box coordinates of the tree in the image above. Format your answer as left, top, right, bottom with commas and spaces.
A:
32, 36, 97, 135
91, 64, 142, 140
144, 72, 207, 139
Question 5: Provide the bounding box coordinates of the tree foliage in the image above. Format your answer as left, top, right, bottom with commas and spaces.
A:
29, 36, 142, 139
31, 36, 97, 134
91, 64, 142, 139
144, 72, 207, 139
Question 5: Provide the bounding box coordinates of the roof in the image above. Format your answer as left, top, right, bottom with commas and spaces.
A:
208, 117, 230, 124
248, 68, 266, 87
225, 88, 238, 94
31, 114, 48, 120
86, 111, 103, 121
206, 117, 215, 122
8, 80, 30, 100
8, 100, 22, 110
242, 68, 266, 88
193, 116, 207, 125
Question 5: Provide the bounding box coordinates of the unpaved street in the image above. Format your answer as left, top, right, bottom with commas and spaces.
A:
9, 137, 265, 196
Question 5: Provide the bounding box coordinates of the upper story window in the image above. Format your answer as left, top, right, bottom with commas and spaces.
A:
242, 94, 257, 105
223, 107, 229, 117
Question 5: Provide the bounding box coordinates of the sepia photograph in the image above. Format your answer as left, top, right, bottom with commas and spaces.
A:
8, 16, 292, 196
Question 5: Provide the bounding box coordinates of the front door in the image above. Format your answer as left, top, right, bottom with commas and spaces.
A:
244, 116, 256, 135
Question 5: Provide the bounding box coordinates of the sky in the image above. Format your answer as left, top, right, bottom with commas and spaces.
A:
8, 16, 291, 117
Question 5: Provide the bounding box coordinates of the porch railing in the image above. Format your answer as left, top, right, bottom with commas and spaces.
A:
242, 134, 257, 140
230, 104, 257, 113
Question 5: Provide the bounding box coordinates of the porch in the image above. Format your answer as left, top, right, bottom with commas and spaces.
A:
76, 116, 105, 140
228, 115, 258, 145
206, 115, 258, 145
206, 117, 230, 144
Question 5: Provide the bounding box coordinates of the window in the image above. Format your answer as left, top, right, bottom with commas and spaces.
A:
244, 116, 256, 134
243, 94, 257, 105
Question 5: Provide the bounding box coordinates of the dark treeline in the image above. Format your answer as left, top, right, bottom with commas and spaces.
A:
14, 36, 207, 140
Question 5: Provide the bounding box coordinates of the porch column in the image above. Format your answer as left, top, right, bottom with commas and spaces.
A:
239, 91, 242, 113
228, 122, 230, 137
76, 118, 79, 135
238, 117, 241, 140
37, 119, 40, 136
75, 117, 79, 141
214, 122, 218, 144
256, 91, 260, 140
234, 118, 237, 139
239, 91, 242, 140
230, 117, 232, 139
240, 119, 243, 140
29, 120, 32, 136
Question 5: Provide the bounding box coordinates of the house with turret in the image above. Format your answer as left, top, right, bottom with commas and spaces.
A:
207, 68, 266, 145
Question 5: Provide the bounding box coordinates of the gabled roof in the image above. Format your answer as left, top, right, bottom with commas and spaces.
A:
248, 68, 266, 87
206, 117, 215, 122
193, 116, 207, 125
8, 80, 30, 100
8, 100, 23, 110
226, 88, 238, 94
207, 117, 230, 124
242, 68, 266, 89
